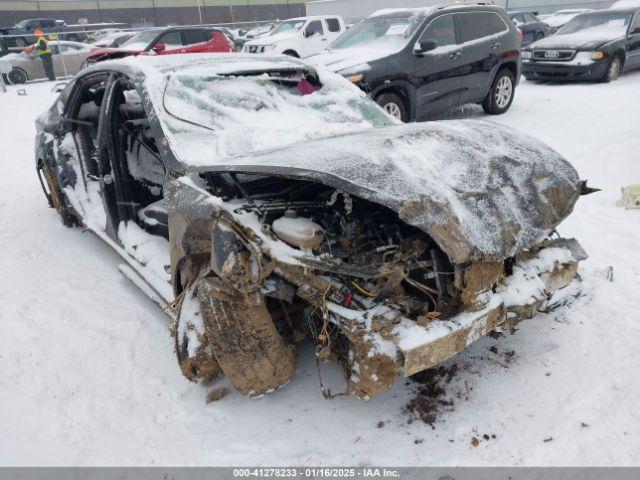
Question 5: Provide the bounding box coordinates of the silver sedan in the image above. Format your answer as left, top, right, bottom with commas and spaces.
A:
3, 41, 95, 84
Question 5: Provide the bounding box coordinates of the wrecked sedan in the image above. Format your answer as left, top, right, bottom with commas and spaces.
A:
35, 54, 588, 400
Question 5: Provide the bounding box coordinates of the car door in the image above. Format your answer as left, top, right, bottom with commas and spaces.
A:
58, 44, 85, 74
456, 11, 507, 104
512, 13, 531, 43
50, 44, 68, 77
626, 12, 640, 69
178, 29, 208, 53
302, 20, 327, 57
524, 13, 544, 40
412, 13, 462, 116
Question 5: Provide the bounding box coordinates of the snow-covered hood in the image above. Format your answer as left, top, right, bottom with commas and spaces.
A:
244, 30, 298, 46
530, 26, 625, 50
308, 43, 404, 73
189, 120, 582, 265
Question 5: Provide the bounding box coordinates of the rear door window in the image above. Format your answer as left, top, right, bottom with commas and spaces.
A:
419, 14, 457, 47
326, 18, 341, 33
42, 19, 57, 28
458, 12, 508, 43
182, 29, 211, 45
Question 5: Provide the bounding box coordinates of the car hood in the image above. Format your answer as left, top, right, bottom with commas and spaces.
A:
530, 27, 623, 49
188, 120, 582, 265
308, 43, 404, 73
88, 47, 141, 61
244, 31, 298, 46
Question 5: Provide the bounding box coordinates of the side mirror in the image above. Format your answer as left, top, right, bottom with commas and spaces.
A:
414, 39, 438, 54
153, 43, 166, 52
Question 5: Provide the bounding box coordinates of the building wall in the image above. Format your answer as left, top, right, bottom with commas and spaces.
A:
0, 0, 306, 26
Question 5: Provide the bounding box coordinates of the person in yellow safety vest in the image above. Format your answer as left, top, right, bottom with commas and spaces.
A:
27, 28, 56, 81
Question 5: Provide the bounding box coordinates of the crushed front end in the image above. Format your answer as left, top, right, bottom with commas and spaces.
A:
169, 170, 587, 400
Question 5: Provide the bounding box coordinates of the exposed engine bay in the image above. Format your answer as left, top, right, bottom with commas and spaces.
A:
173, 173, 587, 400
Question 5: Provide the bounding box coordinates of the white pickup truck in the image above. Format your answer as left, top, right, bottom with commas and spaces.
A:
242, 16, 346, 58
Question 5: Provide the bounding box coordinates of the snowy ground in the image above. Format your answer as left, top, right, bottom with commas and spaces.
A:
0, 72, 639, 466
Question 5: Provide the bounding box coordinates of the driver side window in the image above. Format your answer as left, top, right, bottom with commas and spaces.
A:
632, 13, 640, 32
156, 32, 182, 49
419, 15, 457, 48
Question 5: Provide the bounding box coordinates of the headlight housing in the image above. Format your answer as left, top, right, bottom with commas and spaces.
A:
591, 51, 606, 60
521, 50, 532, 60
346, 74, 364, 84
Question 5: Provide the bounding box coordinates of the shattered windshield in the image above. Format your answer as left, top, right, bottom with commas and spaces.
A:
331, 13, 423, 50
160, 67, 394, 162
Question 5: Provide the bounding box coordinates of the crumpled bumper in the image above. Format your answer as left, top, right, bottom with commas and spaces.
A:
327, 238, 587, 399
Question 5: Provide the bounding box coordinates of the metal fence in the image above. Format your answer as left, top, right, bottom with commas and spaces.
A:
0, 0, 306, 27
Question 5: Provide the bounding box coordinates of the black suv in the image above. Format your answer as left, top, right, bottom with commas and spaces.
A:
308, 3, 522, 121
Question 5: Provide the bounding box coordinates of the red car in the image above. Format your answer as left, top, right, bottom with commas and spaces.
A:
85, 26, 233, 64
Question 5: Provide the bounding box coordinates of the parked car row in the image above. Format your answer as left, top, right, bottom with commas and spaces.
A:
3, 4, 639, 100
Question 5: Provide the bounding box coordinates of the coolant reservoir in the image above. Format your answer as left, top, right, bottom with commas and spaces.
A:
272, 210, 324, 250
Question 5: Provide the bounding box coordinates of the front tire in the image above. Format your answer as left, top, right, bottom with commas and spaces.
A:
603, 54, 622, 83
282, 50, 299, 58
482, 68, 515, 115
375, 92, 407, 122
7, 68, 27, 85
193, 277, 296, 396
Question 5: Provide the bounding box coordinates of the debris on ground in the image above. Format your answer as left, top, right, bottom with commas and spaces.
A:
543, 437, 554, 442
206, 387, 229, 403
403, 364, 459, 427
471, 437, 480, 447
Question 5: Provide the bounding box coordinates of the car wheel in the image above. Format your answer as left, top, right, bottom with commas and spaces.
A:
603, 54, 622, 83
282, 50, 299, 58
482, 68, 515, 115
7, 68, 28, 85
41, 163, 78, 227
376, 93, 407, 122
192, 276, 296, 397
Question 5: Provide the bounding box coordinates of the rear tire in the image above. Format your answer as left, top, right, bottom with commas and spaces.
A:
482, 68, 515, 115
41, 163, 77, 227
375, 92, 407, 122
282, 50, 299, 58
602, 54, 622, 83
195, 277, 296, 397
7, 68, 27, 85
